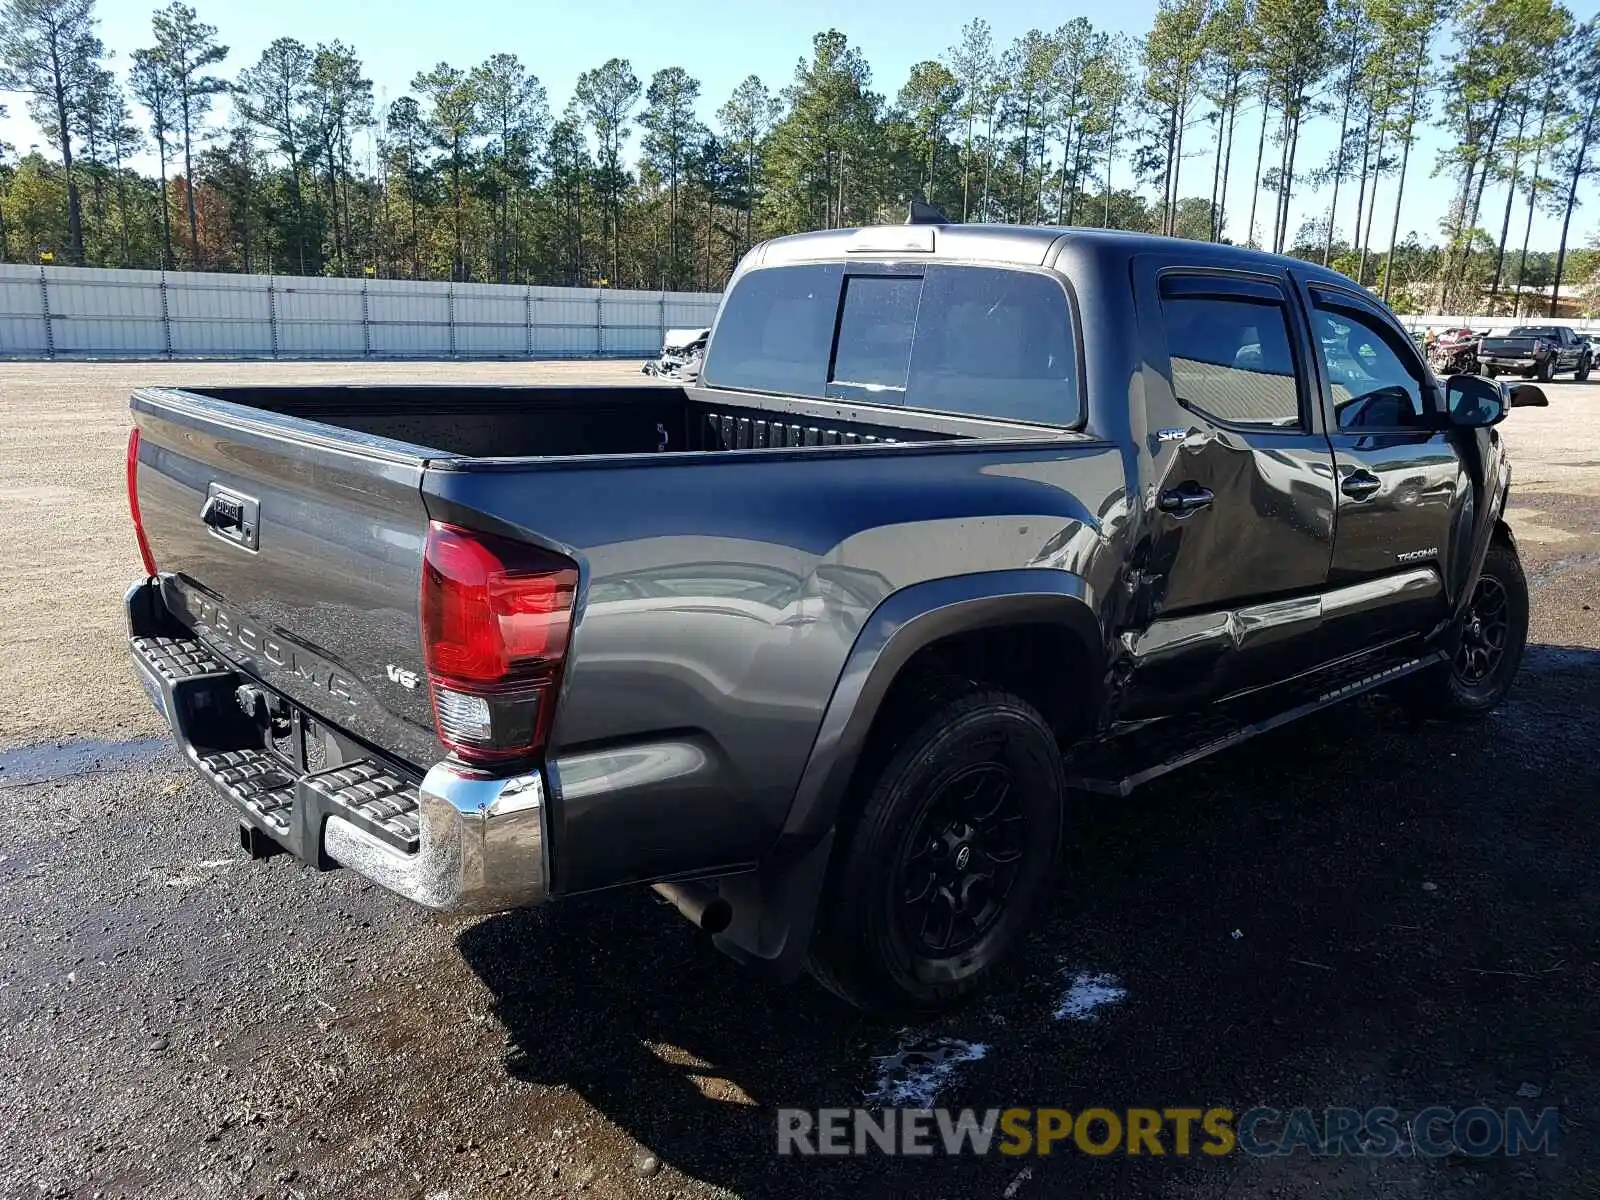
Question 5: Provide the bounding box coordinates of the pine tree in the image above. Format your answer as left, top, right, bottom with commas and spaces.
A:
236, 38, 314, 273
640, 66, 703, 287
574, 57, 641, 284
0, 0, 104, 262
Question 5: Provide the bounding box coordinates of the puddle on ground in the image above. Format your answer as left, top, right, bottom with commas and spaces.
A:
0, 737, 171, 788
864, 1035, 990, 1108
1053, 970, 1127, 1022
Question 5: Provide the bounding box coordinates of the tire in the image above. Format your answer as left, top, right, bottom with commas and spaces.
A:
1538, 356, 1554, 383
1576, 355, 1591, 382
808, 689, 1065, 1013
1397, 542, 1529, 718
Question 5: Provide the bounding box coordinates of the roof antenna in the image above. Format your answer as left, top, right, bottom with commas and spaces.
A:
907, 199, 949, 226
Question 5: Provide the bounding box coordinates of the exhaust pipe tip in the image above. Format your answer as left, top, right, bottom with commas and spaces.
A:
651, 881, 733, 935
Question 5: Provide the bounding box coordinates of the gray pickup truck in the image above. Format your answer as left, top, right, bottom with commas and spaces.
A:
1478, 324, 1592, 382
126, 222, 1540, 1012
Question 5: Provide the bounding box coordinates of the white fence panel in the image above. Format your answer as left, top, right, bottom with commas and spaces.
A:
171, 315, 276, 357
1405, 314, 1600, 335
0, 263, 723, 360
454, 283, 531, 358
531, 324, 596, 357
54, 318, 166, 356
166, 272, 274, 357
44, 265, 168, 355
601, 294, 665, 357
367, 280, 451, 357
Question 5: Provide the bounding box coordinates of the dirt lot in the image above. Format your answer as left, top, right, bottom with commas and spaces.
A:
0, 359, 650, 746
1, 361, 1597, 1200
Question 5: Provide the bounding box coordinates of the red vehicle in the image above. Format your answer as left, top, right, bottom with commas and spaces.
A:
1428, 327, 1482, 375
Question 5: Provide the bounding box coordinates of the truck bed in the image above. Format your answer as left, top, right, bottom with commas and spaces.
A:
128, 380, 1077, 776
173, 384, 957, 460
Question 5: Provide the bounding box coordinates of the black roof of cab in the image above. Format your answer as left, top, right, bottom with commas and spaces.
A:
750, 223, 1366, 295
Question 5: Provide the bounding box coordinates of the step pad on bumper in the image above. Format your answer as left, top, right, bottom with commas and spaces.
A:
132, 634, 228, 682
189, 745, 422, 853
302, 761, 421, 850
131, 626, 423, 857
195, 748, 296, 834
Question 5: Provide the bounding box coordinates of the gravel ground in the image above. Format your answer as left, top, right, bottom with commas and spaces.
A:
0, 358, 650, 746
1, 362, 1597, 1200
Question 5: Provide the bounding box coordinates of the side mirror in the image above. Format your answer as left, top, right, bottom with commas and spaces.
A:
1445, 374, 1506, 427
1508, 383, 1548, 408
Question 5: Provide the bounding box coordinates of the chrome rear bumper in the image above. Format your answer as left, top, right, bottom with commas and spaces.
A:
128, 578, 549, 913
321, 764, 548, 913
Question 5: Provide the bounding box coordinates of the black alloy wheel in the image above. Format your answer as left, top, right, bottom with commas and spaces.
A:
1394, 542, 1528, 718
809, 689, 1064, 1012
1455, 573, 1511, 686
897, 759, 1027, 956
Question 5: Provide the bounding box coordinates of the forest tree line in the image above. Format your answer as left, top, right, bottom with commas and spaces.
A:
2, 0, 1600, 314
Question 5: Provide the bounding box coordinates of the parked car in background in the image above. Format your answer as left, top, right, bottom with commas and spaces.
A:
641, 327, 711, 378
1479, 325, 1592, 381
1428, 327, 1482, 376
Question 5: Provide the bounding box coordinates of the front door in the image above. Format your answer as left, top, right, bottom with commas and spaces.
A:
1298, 281, 1469, 656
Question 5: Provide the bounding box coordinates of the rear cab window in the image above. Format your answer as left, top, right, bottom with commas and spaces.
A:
1157, 273, 1305, 430
702, 262, 1081, 427
700, 263, 841, 398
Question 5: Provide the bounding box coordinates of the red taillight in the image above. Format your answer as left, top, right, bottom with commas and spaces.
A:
126, 427, 158, 578
420, 521, 578, 764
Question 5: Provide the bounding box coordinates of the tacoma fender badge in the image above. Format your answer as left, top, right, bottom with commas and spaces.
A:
1395, 548, 1438, 564
386, 664, 420, 689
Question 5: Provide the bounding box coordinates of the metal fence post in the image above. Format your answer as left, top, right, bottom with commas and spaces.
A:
267, 278, 279, 359
658, 293, 666, 357
525, 287, 534, 359
37, 265, 54, 359
595, 292, 604, 357
159, 272, 173, 359
361, 278, 372, 357
448, 282, 457, 358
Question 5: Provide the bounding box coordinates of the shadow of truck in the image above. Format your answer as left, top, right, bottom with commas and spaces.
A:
457, 645, 1600, 1199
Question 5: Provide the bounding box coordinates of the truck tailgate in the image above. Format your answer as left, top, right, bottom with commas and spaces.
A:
1478, 337, 1536, 356
131, 387, 441, 767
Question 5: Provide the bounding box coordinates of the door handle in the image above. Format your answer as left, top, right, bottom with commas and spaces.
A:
1157, 483, 1215, 515
1340, 471, 1382, 501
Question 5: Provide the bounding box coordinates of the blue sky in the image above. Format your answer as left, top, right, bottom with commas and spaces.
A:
1, 0, 1592, 258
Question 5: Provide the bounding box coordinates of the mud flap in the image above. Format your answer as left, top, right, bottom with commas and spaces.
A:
709, 830, 835, 982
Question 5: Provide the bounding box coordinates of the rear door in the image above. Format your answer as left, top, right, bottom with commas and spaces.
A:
1120, 261, 1339, 712
1297, 281, 1467, 654
1559, 327, 1584, 372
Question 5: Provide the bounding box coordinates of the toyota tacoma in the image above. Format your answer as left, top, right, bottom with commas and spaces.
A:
126, 222, 1541, 1012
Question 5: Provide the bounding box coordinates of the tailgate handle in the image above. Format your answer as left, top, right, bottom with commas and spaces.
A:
200, 496, 239, 530
201, 485, 260, 551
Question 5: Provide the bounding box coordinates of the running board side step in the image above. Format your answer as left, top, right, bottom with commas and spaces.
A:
1066, 651, 1448, 798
